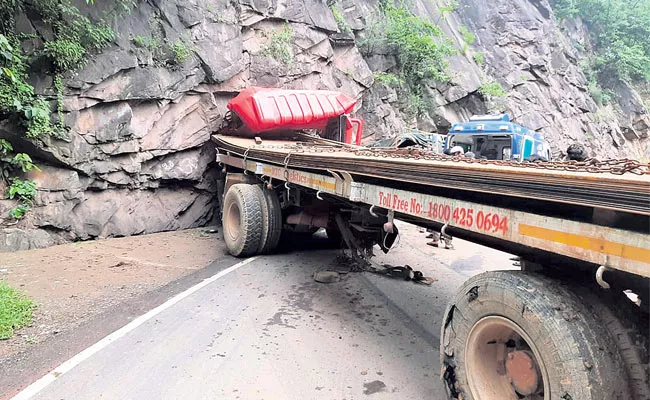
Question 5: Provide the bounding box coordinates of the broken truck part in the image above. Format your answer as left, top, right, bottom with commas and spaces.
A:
212, 88, 650, 400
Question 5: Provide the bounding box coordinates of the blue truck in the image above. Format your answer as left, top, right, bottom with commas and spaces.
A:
445, 114, 552, 161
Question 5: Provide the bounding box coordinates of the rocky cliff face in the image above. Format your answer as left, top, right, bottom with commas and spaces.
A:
1, 0, 648, 252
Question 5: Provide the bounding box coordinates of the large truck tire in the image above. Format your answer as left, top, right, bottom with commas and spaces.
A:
441, 271, 631, 400
222, 184, 263, 257
258, 187, 282, 254
567, 285, 650, 400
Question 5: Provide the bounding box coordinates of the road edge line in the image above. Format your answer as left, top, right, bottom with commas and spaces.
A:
11, 256, 258, 400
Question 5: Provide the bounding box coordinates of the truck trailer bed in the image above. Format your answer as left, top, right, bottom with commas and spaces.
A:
213, 135, 650, 216
213, 134, 650, 279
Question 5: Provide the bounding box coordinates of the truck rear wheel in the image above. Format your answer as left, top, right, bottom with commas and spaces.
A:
222, 184, 263, 257
566, 285, 650, 400
258, 187, 282, 254
441, 271, 631, 400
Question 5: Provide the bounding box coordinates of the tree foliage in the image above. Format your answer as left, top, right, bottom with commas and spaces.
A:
383, 2, 455, 84
262, 23, 294, 65
360, 2, 456, 117
0, 1, 128, 220
554, 0, 650, 83
479, 81, 507, 99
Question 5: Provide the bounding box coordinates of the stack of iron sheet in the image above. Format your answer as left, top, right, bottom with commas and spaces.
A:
214, 136, 650, 216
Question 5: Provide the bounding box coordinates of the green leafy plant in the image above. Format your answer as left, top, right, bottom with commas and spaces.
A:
459, 25, 475, 52
170, 38, 192, 65
0, 0, 123, 221
35, 0, 114, 71
438, 0, 459, 14
373, 72, 404, 86
384, 3, 455, 83
330, 5, 352, 34
7, 178, 37, 204
399, 91, 426, 118
8, 204, 29, 219
582, 59, 614, 105
0, 281, 36, 340
553, 0, 650, 83
132, 16, 195, 68
479, 81, 507, 98
460, 26, 475, 45
361, 2, 455, 117
11, 153, 39, 173
435, 0, 459, 23
44, 39, 85, 71
132, 35, 158, 50
473, 51, 484, 66
262, 23, 294, 64
0, 138, 12, 156
0, 34, 57, 138
1, 140, 39, 220
588, 81, 613, 106
24, 98, 54, 138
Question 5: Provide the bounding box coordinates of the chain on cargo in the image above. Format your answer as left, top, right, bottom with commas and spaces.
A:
245, 142, 650, 175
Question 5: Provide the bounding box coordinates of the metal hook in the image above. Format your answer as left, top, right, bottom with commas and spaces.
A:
243, 148, 251, 175
441, 223, 449, 236
316, 191, 324, 200
369, 205, 378, 217
596, 266, 611, 289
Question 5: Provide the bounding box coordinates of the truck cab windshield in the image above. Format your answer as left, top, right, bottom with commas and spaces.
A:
448, 134, 513, 160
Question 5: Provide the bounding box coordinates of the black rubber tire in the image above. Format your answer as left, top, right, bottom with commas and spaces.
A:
259, 187, 282, 254
567, 286, 650, 400
441, 271, 631, 400
222, 184, 263, 257
254, 185, 270, 254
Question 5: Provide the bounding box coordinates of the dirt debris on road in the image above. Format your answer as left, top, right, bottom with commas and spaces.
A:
0, 228, 223, 362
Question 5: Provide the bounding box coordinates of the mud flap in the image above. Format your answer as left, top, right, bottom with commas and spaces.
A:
378, 223, 399, 254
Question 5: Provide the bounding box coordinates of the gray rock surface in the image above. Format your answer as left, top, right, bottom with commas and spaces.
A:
1, 0, 648, 252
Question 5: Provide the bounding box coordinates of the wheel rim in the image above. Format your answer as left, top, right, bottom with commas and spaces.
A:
225, 201, 241, 242
465, 316, 549, 400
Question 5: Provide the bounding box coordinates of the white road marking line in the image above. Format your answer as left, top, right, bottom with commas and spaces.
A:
11, 257, 258, 400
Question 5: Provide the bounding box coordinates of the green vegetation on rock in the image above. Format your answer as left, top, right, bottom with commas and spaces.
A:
0, 0, 125, 220
459, 25, 475, 52
554, 0, 650, 83
330, 4, 352, 34
373, 72, 404, 86
262, 23, 294, 65
0, 34, 56, 138
0, 281, 36, 340
383, 3, 455, 84
171, 38, 193, 65
473, 51, 485, 66
31, 0, 115, 71
479, 80, 507, 99
361, 2, 456, 117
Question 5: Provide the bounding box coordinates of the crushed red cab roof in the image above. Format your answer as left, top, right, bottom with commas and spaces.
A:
227, 87, 358, 133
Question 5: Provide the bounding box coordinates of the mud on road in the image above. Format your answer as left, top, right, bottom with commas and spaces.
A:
0, 228, 226, 398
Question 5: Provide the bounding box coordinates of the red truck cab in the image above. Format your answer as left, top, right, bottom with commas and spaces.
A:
226, 87, 364, 145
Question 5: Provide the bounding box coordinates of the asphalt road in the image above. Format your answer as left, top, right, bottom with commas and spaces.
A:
20, 225, 515, 400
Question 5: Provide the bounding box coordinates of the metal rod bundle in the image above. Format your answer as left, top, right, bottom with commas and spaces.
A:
214, 136, 650, 216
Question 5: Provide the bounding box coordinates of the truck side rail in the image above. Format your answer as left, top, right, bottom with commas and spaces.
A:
217, 153, 650, 279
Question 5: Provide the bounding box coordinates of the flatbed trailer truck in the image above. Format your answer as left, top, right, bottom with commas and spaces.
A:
212, 88, 650, 400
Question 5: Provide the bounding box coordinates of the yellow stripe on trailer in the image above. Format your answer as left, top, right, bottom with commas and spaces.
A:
519, 224, 650, 265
